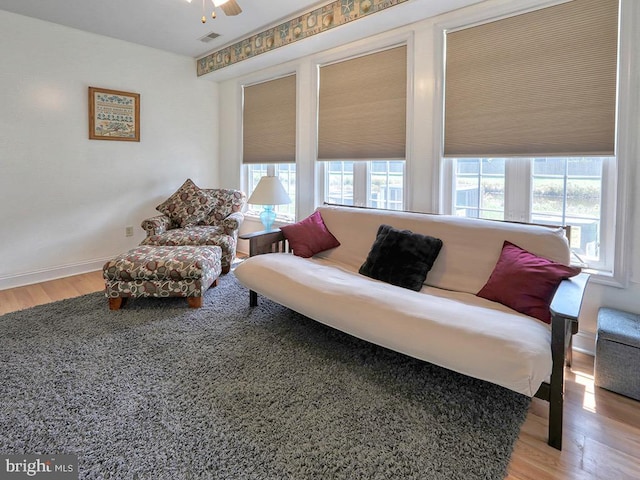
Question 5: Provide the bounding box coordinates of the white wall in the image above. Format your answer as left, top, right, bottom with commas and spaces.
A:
0, 11, 219, 289
216, 0, 640, 354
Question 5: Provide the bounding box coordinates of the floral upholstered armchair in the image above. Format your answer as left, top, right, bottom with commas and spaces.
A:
140, 179, 246, 274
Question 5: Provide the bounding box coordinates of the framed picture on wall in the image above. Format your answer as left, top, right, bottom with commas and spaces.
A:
88, 87, 140, 141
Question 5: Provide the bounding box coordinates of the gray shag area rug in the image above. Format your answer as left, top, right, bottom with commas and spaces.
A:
0, 272, 530, 480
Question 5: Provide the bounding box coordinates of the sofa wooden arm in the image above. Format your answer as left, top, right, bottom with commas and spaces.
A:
550, 272, 590, 326
239, 229, 289, 257
535, 272, 590, 450
238, 229, 289, 307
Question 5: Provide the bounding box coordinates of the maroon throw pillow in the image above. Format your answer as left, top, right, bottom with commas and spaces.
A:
280, 211, 340, 258
477, 241, 581, 324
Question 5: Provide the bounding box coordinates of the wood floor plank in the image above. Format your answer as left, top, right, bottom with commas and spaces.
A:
77, 271, 105, 294
582, 435, 640, 480
21, 283, 53, 308
1, 272, 639, 479
508, 417, 589, 480
564, 406, 640, 459
0, 289, 21, 315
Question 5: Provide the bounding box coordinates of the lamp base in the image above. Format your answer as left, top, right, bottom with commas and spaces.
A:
260, 205, 276, 231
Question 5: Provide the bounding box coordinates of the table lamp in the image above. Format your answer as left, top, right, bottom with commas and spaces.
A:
247, 175, 291, 231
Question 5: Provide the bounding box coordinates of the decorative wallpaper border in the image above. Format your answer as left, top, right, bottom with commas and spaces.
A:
197, 0, 409, 76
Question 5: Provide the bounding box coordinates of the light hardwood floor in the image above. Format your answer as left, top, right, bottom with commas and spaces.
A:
1, 271, 639, 479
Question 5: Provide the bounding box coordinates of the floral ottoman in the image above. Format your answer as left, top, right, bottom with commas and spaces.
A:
103, 245, 222, 309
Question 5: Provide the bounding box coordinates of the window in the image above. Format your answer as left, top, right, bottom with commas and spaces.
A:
453, 158, 505, 220
447, 156, 612, 270
531, 157, 605, 263
242, 74, 296, 224
369, 161, 405, 210
318, 45, 407, 213
246, 164, 296, 222
323, 160, 404, 211
325, 161, 354, 206
442, 0, 618, 275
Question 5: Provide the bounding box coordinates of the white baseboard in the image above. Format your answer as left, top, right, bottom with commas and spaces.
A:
572, 331, 596, 357
0, 258, 110, 291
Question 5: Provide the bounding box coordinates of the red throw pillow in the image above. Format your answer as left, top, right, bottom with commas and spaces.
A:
477, 241, 581, 324
280, 211, 340, 258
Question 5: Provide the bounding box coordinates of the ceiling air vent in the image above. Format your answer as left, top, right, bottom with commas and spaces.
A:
200, 32, 221, 42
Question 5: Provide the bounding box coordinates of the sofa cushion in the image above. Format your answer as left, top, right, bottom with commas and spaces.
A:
315, 205, 571, 295
358, 224, 443, 292
156, 179, 213, 228
477, 241, 581, 323
280, 211, 340, 258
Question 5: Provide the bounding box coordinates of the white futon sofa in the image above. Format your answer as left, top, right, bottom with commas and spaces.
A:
234, 205, 588, 450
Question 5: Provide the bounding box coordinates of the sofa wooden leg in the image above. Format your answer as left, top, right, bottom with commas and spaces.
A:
109, 298, 123, 310
250, 290, 258, 307
221, 264, 231, 274
548, 392, 563, 450
211, 278, 219, 288
547, 314, 569, 450
188, 297, 203, 308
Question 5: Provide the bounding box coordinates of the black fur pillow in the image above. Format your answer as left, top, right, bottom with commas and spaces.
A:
359, 224, 443, 291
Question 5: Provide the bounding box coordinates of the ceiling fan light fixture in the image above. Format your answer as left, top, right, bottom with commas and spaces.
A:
201, 0, 207, 23
195, 0, 241, 22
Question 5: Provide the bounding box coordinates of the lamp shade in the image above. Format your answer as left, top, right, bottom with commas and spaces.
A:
213, 0, 229, 6
248, 176, 291, 206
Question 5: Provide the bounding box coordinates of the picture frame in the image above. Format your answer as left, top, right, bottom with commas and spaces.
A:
88, 87, 140, 141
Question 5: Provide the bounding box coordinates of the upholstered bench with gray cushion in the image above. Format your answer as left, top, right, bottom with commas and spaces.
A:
595, 307, 640, 401
103, 245, 221, 309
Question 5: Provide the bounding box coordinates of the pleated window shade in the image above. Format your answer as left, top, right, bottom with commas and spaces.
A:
243, 74, 296, 164
444, 0, 618, 158
318, 45, 407, 160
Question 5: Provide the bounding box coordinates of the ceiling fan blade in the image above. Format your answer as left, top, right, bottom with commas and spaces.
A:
220, 0, 242, 16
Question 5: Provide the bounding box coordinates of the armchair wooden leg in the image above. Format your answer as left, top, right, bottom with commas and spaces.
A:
221, 264, 231, 274
109, 297, 123, 310
250, 290, 258, 307
187, 297, 203, 308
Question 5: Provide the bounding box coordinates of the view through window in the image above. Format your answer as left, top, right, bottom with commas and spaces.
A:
324, 160, 404, 210
451, 157, 610, 266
